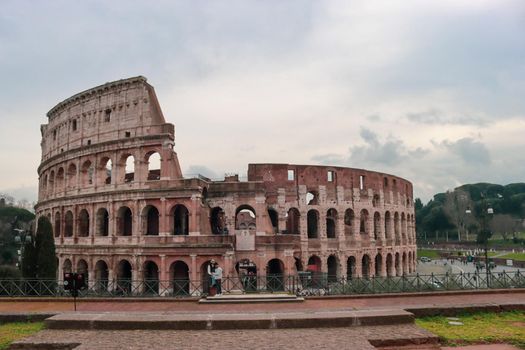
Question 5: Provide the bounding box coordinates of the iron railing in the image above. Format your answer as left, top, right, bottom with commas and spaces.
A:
0, 270, 523, 297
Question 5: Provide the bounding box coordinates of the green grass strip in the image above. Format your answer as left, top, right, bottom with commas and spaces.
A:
416, 311, 525, 349
0, 322, 44, 350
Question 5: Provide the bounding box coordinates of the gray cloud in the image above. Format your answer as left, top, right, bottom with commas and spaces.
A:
406, 109, 488, 126
184, 165, 220, 180
441, 137, 491, 165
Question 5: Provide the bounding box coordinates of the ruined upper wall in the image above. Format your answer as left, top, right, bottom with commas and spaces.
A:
40, 76, 173, 161
247, 163, 414, 204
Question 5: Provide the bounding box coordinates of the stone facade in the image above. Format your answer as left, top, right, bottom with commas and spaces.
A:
35, 76, 417, 294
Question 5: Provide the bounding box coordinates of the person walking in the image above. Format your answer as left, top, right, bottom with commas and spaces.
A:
213, 263, 223, 296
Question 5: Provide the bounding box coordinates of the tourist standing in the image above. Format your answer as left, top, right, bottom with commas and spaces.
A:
207, 259, 216, 294
214, 264, 223, 296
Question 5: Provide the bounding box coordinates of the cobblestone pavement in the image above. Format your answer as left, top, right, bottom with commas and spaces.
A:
1, 291, 523, 313
12, 324, 437, 350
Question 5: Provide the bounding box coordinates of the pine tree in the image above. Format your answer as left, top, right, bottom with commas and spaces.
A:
35, 216, 57, 279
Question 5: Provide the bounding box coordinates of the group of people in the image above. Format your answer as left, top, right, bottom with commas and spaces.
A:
207, 259, 223, 296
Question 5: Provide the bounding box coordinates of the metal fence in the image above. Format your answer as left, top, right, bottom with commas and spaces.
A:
0, 270, 523, 298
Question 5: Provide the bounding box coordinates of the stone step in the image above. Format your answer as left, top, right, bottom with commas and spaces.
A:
44, 309, 414, 331
199, 293, 303, 303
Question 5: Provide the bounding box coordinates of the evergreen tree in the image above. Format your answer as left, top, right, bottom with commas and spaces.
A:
35, 216, 57, 279
21, 239, 37, 278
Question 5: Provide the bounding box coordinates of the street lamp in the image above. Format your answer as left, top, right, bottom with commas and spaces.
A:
13, 228, 32, 271
465, 194, 494, 287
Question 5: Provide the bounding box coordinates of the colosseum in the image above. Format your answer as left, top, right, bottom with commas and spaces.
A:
35, 76, 417, 295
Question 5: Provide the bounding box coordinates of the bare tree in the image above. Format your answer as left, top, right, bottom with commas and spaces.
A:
443, 189, 474, 241
489, 214, 519, 241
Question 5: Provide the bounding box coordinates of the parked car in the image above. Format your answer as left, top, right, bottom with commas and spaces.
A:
420, 257, 431, 263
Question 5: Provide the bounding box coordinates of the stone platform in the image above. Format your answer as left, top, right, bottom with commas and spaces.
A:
45, 308, 413, 330
199, 293, 304, 303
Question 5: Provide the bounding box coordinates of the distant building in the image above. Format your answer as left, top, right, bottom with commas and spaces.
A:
35, 77, 416, 294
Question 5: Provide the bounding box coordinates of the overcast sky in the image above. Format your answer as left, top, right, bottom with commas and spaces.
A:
1, 0, 524, 203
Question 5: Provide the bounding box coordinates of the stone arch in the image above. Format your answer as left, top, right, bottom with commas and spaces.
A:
210, 207, 226, 234
64, 210, 74, 237
63, 259, 72, 273
307, 255, 322, 272
344, 209, 355, 236
362, 254, 371, 278
347, 256, 356, 280
386, 253, 394, 277
54, 211, 61, 237
306, 190, 319, 205
96, 208, 109, 236
395, 252, 401, 276
142, 205, 159, 236
171, 204, 189, 235
307, 209, 319, 238
235, 205, 256, 230
42, 174, 48, 194
117, 206, 133, 236
77, 209, 90, 237
170, 261, 190, 295
372, 194, 380, 208
56, 167, 65, 192
77, 259, 88, 280
359, 209, 369, 235
375, 253, 382, 277
394, 212, 400, 244
123, 154, 135, 182
94, 260, 109, 292
286, 208, 300, 234
266, 258, 284, 291
98, 157, 112, 185
145, 151, 161, 181
402, 252, 407, 275
48, 170, 55, 193
384, 211, 392, 240
268, 208, 278, 233
116, 260, 132, 294
327, 255, 339, 282
143, 261, 159, 295
326, 208, 338, 238
401, 213, 407, 242
67, 163, 77, 190
373, 212, 381, 240
81, 160, 94, 186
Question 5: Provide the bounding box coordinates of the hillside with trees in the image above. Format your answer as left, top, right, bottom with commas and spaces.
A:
416, 183, 525, 246
0, 202, 35, 269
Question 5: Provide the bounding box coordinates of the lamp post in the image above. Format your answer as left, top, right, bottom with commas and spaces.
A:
465, 194, 493, 288
13, 228, 32, 271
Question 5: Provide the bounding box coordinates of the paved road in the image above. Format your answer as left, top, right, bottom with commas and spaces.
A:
416, 259, 522, 275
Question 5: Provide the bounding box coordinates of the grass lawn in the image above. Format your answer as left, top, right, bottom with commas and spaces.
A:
417, 249, 441, 259
0, 322, 44, 349
416, 311, 525, 349
498, 252, 525, 261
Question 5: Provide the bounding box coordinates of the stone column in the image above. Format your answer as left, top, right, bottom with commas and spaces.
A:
159, 255, 168, 296
190, 254, 198, 294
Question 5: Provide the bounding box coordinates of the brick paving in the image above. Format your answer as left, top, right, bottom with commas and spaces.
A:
11, 324, 438, 350
1, 290, 523, 314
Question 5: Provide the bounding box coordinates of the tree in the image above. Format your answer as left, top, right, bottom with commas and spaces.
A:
21, 239, 37, 278
489, 214, 518, 241
442, 189, 472, 241
35, 216, 57, 279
